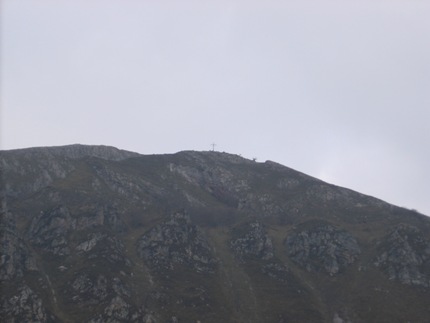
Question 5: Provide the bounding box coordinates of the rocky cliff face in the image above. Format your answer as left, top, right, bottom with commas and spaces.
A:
0, 208, 37, 281
1, 145, 429, 322
0, 144, 140, 199
286, 222, 361, 275
374, 224, 430, 287
136, 212, 217, 273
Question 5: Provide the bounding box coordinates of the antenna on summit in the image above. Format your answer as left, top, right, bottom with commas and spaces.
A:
210, 143, 216, 151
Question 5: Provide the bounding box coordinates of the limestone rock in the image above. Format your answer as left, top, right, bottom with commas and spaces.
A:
76, 233, 106, 252
88, 296, 152, 323
76, 233, 130, 266
374, 224, 430, 287
0, 285, 53, 323
70, 273, 109, 305
230, 222, 274, 261
0, 145, 139, 199
286, 223, 361, 275
28, 206, 74, 255
136, 212, 217, 273
1, 208, 37, 281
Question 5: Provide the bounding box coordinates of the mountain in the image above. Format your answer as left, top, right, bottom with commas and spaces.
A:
1, 144, 429, 323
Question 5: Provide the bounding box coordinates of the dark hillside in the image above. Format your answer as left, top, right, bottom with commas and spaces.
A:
1, 145, 429, 322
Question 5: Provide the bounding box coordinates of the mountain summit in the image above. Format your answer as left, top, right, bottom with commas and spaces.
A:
1, 145, 429, 322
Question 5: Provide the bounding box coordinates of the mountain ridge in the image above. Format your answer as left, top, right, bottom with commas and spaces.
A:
1, 145, 429, 322
1, 144, 141, 160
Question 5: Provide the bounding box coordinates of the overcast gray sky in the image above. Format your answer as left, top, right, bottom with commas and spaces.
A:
1, 0, 429, 215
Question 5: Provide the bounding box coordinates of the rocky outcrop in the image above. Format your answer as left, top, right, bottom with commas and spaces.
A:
28, 206, 74, 256
0, 227, 37, 280
76, 233, 106, 253
1, 207, 37, 281
136, 212, 217, 273
93, 165, 159, 201
374, 224, 430, 287
2, 144, 140, 162
88, 296, 151, 323
68, 273, 147, 322
286, 223, 361, 275
69, 273, 110, 305
27, 204, 127, 256
1, 153, 72, 198
68, 273, 129, 300
169, 152, 252, 207
230, 222, 274, 261
230, 222, 291, 282
0, 285, 53, 323
238, 193, 286, 217
44, 144, 140, 161
92, 236, 131, 266
0, 145, 140, 199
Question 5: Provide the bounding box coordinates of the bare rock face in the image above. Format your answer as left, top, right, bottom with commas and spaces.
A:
28, 206, 75, 256
286, 223, 361, 275
92, 296, 131, 322
68, 273, 132, 304
238, 193, 285, 217
230, 222, 291, 282
70, 273, 109, 305
88, 296, 154, 323
1, 208, 37, 281
136, 212, 217, 273
38, 144, 141, 161
28, 204, 127, 257
76, 233, 106, 253
230, 222, 274, 261
170, 164, 243, 207
0, 285, 53, 323
0, 144, 140, 199
374, 224, 430, 287
89, 296, 130, 323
